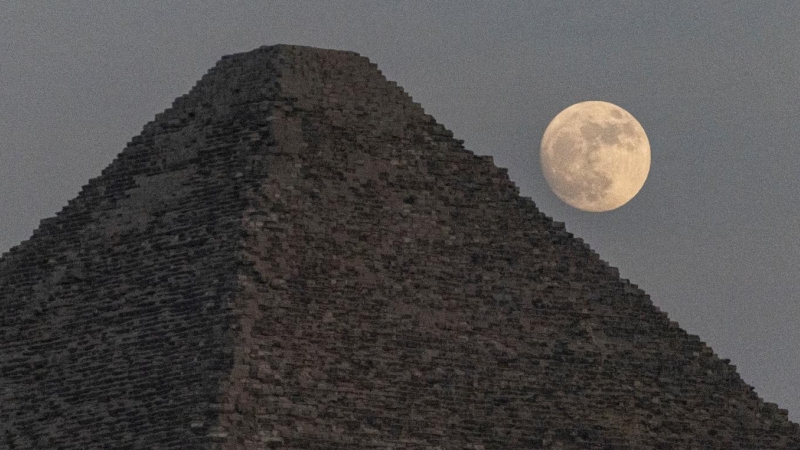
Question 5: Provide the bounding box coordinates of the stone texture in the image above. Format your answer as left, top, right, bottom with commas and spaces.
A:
1, 44, 798, 449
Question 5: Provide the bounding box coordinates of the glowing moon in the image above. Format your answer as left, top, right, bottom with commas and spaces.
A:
540, 101, 650, 212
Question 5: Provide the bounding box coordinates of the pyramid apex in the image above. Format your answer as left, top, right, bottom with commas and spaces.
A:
218, 43, 367, 64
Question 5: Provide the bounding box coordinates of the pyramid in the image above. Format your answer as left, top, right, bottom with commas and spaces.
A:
1, 44, 798, 449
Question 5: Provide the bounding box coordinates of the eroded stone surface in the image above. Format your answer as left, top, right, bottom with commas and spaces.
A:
1, 45, 798, 449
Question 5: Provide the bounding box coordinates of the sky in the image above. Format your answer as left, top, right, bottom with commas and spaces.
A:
2, 1, 798, 421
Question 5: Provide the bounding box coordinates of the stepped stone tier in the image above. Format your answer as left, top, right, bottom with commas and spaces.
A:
0, 44, 798, 449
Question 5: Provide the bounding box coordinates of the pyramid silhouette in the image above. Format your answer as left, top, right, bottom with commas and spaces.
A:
1, 45, 798, 449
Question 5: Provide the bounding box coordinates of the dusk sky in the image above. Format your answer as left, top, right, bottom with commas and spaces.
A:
2, 2, 798, 420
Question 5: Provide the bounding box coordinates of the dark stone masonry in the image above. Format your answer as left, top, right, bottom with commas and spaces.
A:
1, 44, 798, 449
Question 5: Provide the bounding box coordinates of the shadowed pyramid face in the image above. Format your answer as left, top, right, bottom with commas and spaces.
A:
0, 45, 797, 449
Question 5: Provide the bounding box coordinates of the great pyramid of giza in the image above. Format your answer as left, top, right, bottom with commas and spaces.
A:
1, 44, 798, 449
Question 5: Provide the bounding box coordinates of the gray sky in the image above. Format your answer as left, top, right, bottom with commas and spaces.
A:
2, 1, 798, 420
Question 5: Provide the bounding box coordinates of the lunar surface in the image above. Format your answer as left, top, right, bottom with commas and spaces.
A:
540, 101, 650, 212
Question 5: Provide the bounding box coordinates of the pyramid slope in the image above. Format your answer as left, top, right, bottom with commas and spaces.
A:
1, 45, 798, 449
0, 46, 288, 448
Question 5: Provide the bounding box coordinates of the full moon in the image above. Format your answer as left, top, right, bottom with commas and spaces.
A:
540, 101, 650, 212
